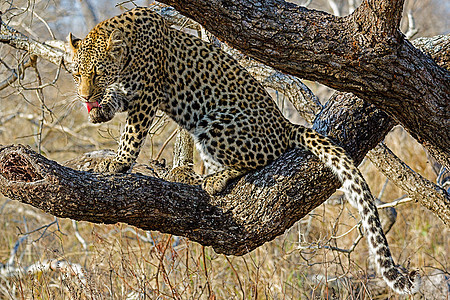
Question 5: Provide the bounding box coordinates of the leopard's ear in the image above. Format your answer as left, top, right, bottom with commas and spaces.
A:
67, 32, 81, 54
107, 29, 124, 59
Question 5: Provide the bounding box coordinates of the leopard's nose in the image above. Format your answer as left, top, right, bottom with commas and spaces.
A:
78, 87, 91, 101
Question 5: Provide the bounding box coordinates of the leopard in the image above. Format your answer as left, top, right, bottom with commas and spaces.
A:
68, 7, 420, 294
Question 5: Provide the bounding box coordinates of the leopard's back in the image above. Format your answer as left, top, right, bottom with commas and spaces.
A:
160, 27, 293, 171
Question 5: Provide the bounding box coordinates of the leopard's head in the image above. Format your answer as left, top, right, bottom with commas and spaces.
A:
68, 27, 126, 122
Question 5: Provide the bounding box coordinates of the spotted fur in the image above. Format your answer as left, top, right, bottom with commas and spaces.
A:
69, 8, 420, 294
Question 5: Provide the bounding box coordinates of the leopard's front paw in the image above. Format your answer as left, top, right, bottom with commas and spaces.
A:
88, 104, 116, 123
94, 157, 131, 173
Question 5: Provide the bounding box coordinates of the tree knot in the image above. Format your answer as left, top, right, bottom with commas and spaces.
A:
0, 153, 43, 182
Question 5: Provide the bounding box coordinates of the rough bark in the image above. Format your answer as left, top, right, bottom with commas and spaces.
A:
157, 0, 450, 169
0, 95, 394, 255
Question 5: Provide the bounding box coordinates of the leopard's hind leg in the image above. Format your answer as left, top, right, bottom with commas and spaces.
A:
202, 169, 248, 195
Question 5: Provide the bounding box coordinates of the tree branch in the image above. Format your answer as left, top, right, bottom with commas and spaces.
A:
0, 17, 68, 67
0, 56, 33, 91
367, 143, 450, 225
354, 0, 405, 36
0, 144, 331, 256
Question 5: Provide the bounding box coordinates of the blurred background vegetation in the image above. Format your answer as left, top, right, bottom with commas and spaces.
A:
0, 0, 448, 298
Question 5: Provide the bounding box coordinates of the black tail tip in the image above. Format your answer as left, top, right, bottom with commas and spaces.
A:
400, 269, 421, 294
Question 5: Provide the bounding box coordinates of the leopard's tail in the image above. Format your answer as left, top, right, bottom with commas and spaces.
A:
291, 125, 421, 295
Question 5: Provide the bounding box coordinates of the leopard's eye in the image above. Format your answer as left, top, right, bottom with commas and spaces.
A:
92, 72, 99, 83
73, 72, 81, 81
96, 65, 102, 73
92, 66, 104, 83
95, 66, 104, 76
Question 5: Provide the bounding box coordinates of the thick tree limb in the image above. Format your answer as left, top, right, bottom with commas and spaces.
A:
0, 95, 394, 255
157, 0, 450, 169
0, 144, 335, 256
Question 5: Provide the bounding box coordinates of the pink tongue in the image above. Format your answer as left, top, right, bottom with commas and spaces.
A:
85, 101, 100, 113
